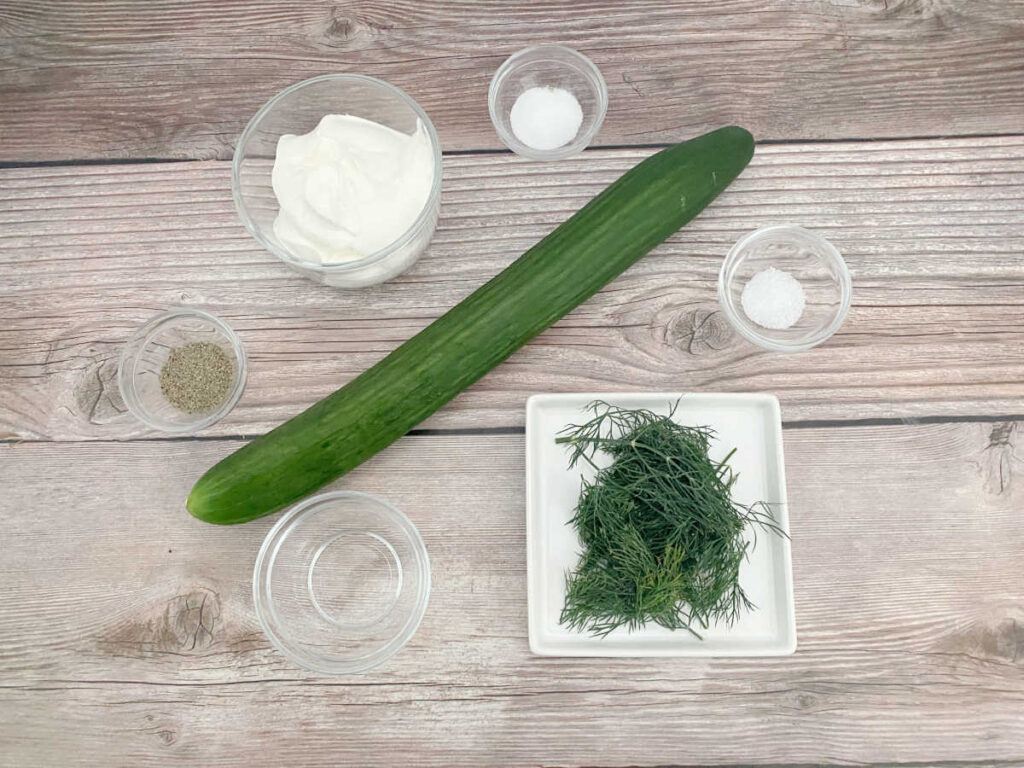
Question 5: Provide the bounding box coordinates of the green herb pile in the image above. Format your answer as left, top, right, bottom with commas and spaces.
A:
557, 401, 783, 638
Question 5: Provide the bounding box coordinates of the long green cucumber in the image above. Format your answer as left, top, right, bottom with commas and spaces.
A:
188, 126, 755, 524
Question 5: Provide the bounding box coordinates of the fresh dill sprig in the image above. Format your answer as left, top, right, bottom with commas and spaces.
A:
556, 400, 785, 638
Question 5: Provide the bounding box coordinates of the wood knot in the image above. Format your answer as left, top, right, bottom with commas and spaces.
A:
667, 309, 733, 355
324, 13, 355, 42
988, 422, 1014, 449
622, 72, 643, 98
981, 422, 1016, 495
144, 716, 180, 748
74, 350, 124, 427
317, 7, 385, 49
157, 728, 178, 746
795, 692, 816, 711
941, 616, 1024, 666
168, 588, 221, 651
100, 587, 221, 658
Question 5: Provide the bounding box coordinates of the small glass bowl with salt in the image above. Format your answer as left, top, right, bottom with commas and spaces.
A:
489, 45, 607, 161
718, 225, 852, 352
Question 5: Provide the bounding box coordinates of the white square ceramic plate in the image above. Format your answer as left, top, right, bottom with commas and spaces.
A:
526, 392, 796, 657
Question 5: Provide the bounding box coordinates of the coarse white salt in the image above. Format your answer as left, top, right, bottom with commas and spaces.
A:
740, 266, 806, 330
509, 86, 583, 151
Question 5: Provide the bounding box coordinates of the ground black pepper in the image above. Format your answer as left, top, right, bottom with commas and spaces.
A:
159, 342, 234, 413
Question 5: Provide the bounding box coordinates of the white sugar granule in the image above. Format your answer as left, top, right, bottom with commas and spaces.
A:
509, 87, 583, 151
740, 266, 806, 330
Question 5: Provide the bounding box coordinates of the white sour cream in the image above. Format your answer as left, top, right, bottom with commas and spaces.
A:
271, 114, 434, 265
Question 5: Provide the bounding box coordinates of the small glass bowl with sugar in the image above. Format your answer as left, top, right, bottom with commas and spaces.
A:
718, 225, 852, 352
489, 45, 607, 161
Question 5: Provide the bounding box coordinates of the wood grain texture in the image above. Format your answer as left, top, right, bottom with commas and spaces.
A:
1, 0, 1023, 161
1, 422, 1022, 766
2, 136, 1023, 440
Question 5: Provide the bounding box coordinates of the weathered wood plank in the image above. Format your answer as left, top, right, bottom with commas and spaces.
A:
1, 423, 1022, 765
2, 136, 1022, 440
1, 0, 1022, 161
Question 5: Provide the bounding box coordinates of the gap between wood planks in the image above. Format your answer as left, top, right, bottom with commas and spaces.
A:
0, 413, 1021, 446
1, 130, 1023, 169
560, 761, 1024, 768
589, 765, 1021, 768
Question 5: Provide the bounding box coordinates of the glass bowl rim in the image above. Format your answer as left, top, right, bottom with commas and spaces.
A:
717, 224, 852, 352
252, 489, 432, 675
488, 44, 608, 161
116, 308, 247, 433
231, 73, 443, 273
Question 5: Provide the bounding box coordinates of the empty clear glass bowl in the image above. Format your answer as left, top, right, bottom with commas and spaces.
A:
489, 45, 607, 160
253, 491, 431, 675
117, 308, 247, 433
232, 74, 442, 289
718, 225, 852, 352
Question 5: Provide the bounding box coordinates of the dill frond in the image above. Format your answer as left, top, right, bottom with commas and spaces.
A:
556, 400, 785, 638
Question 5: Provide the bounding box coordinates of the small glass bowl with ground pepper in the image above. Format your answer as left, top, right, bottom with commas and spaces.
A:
118, 308, 247, 433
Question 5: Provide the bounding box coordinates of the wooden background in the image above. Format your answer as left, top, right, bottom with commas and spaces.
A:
1, 1, 1023, 765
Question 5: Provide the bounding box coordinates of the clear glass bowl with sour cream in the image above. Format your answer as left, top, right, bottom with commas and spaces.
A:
232, 75, 443, 289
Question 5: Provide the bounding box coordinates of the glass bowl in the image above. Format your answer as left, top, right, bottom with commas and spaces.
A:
489, 45, 607, 161
117, 308, 247, 433
232, 74, 443, 289
253, 491, 430, 675
718, 225, 852, 352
